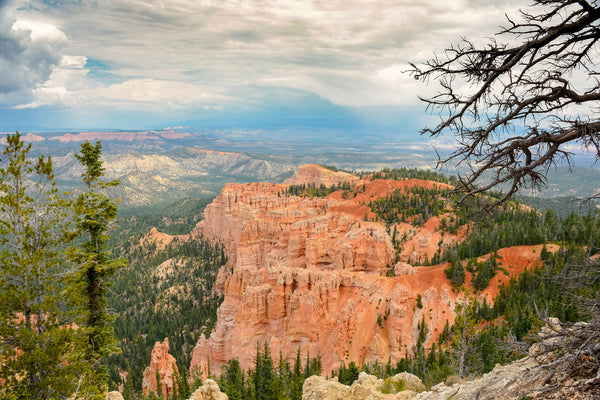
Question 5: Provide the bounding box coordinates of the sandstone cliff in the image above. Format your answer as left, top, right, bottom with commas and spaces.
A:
142, 338, 178, 398
188, 165, 547, 376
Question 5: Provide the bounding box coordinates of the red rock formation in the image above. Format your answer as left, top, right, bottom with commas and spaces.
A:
189, 165, 547, 376
283, 164, 359, 187
142, 338, 179, 398
140, 227, 192, 251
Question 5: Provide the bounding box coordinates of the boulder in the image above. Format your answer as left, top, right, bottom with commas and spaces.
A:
106, 392, 124, 400
188, 379, 228, 400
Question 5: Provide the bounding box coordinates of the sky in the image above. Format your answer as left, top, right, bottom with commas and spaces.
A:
0, 0, 526, 135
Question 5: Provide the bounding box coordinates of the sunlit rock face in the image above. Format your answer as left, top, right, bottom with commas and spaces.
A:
188, 165, 546, 376
142, 338, 178, 398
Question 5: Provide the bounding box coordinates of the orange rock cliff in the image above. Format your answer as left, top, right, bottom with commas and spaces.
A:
183, 164, 546, 376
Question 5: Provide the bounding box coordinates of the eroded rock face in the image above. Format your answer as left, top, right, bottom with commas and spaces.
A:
142, 338, 178, 398
189, 166, 547, 376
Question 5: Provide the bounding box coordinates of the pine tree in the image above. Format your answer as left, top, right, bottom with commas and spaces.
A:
0, 132, 79, 399
276, 351, 292, 400
220, 358, 244, 400
69, 140, 128, 397
175, 364, 191, 399
260, 342, 275, 400
451, 298, 478, 378
291, 347, 303, 400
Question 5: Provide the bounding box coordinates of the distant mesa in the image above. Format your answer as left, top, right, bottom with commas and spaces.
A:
1, 130, 198, 144
283, 163, 358, 186
157, 130, 196, 140
48, 131, 189, 143
0, 133, 45, 144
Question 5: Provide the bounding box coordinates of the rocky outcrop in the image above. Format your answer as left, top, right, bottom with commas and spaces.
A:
302, 371, 424, 400
188, 379, 228, 400
139, 228, 196, 252
415, 318, 600, 399
414, 357, 539, 400
142, 338, 178, 398
283, 164, 359, 187
189, 166, 548, 376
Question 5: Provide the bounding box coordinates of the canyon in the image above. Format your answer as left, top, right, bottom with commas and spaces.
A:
140, 164, 550, 379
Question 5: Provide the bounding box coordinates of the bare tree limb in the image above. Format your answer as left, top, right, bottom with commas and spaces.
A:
411, 0, 600, 208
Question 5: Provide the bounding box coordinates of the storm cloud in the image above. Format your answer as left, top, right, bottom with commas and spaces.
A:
4, 0, 528, 128
0, 1, 65, 97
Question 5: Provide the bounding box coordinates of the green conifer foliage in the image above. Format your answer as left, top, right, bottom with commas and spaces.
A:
69, 140, 128, 397
0, 132, 79, 399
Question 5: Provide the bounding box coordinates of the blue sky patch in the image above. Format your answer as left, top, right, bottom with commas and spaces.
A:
85, 58, 122, 85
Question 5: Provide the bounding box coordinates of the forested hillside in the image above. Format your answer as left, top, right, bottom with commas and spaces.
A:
104, 199, 227, 396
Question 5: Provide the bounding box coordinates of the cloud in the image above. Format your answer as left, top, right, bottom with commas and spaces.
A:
7, 0, 530, 125
0, 1, 65, 96
14, 55, 89, 109
16, 55, 234, 111
93, 79, 233, 110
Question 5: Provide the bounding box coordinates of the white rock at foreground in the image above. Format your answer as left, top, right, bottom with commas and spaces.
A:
106, 392, 124, 400
302, 371, 424, 400
414, 357, 539, 400
189, 379, 228, 400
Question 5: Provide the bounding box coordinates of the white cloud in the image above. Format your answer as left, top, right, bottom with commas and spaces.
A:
94, 79, 233, 110
9, 0, 529, 113
14, 55, 89, 109
16, 55, 233, 110
0, 2, 65, 96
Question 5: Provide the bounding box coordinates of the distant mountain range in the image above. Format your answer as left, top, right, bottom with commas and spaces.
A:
3, 129, 598, 210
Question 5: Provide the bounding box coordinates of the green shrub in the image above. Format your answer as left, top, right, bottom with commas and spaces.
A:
380, 377, 406, 394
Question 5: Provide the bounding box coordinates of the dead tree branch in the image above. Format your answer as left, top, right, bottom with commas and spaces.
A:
411, 0, 600, 209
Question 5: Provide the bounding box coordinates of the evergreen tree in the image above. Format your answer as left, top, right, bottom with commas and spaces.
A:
155, 369, 163, 399
0, 132, 79, 399
451, 298, 478, 378
175, 365, 191, 400
69, 140, 127, 396
338, 361, 359, 385
220, 358, 244, 400
445, 260, 465, 287
291, 347, 303, 400
276, 351, 292, 400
